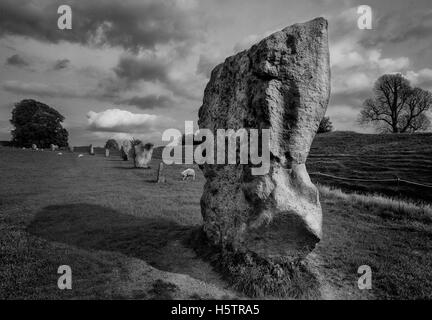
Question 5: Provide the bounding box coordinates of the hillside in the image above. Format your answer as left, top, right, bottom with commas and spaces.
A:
308, 132, 432, 203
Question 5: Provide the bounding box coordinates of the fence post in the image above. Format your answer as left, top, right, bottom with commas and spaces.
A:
395, 175, 401, 212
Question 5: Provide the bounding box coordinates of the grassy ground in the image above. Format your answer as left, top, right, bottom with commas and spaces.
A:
0, 139, 431, 299
309, 132, 432, 203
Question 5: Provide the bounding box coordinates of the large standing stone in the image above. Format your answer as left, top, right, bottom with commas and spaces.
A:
133, 143, 154, 168
198, 18, 330, 269
120, 140, 132, 161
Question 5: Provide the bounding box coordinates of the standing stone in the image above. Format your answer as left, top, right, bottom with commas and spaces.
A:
120, 140, 132, 161
198, 18, 330, 276
69, 146, 74, 153
105, 148, 110, 157
89, 144, 95, 155
157, 162, 166, 183
133, 143, 154, 168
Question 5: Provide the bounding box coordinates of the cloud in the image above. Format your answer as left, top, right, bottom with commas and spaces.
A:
196, 54, 220, 78
114, 54, 169, 83
361, 10, 432, 47
87, 108, 172, 133
2, 80, 82, 98
5, 54, 29, 67
0, 0, 203, 51
405, 68, 432, 91
53, 59, 70, 70
233, 28, 279, 53
121, 94, 174, 110
111, 51, 204, 101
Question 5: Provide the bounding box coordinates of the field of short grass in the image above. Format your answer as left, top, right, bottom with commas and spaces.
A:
0, 138, 431, 299
308, 132, 432, 203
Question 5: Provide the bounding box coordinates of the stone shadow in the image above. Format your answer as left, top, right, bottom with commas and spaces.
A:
26, 204, 223, 286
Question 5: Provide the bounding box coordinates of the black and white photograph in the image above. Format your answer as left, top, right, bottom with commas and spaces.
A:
0, 0, 431, 307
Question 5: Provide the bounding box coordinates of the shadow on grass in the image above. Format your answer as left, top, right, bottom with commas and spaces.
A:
111, 166, 153, 170
26, 204, 221, 285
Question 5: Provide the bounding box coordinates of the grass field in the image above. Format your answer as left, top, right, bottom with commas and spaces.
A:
308, 132, 432, 203
0, 132, 431, 299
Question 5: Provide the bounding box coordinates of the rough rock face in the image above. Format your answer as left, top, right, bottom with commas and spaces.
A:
120, 140, 132, 161
157, 162, 166, 183
133, 143, 154, 168
198, 18, 330, 265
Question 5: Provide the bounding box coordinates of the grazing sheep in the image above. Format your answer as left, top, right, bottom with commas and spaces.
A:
181, 168, 196, 181
50, 144, 59, 151
57, 152, 63, 156
78, 154, 84, 158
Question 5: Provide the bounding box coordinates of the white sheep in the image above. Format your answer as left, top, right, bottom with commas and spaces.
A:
181, 168, 196, 181
78, 154, 84, 158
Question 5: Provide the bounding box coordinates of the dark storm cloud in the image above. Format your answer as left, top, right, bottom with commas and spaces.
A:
121, 95, 174, 110
53, 59, 70, 70
114, 55, 169, 83
5, 54, 29, 67
111, 54, 202, 101
0, 0, 201, 51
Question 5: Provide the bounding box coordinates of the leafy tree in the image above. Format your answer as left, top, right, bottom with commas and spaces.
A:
10, 99, 68, 148
359, 74, 432, 133
104, 139, 119, 150
317, 116, 333, 134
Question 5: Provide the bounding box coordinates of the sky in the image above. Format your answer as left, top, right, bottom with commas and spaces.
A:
0, 0, 431, 146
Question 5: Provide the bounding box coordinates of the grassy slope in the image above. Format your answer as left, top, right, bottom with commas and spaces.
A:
308, 132, 432, 203
0, 141, 431, 299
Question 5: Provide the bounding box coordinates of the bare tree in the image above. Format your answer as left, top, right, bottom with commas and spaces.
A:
359, 74, 432, 133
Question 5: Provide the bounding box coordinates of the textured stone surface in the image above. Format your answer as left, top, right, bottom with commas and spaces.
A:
120, 140, 132, 161
157, 162, 166, 183
134, 143, 154, 168
198, 18, 330, 264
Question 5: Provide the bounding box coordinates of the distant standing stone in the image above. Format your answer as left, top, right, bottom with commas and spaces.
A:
133, 142, 154, 168
120, 140, 132, 161
157, 162, 166, 183
105, 148, 110, 157
89, 144, 95, 155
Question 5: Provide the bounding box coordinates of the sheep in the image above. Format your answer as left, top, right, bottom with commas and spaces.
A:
78, 154, 84, 158
57, 152, 63, 156
181, 168, 196, 181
